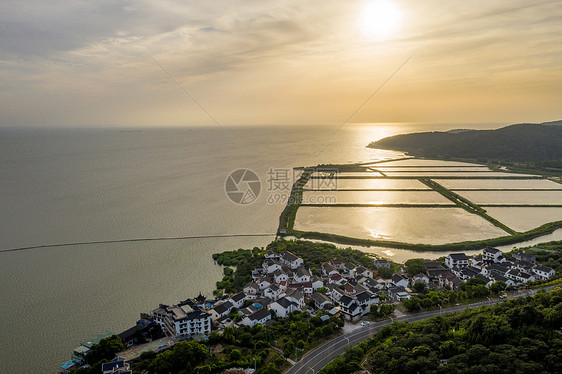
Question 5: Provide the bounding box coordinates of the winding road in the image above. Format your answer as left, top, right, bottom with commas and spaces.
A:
287, 291, 538, 374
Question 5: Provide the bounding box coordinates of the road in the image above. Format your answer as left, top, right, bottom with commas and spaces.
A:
286, 291, 538, 374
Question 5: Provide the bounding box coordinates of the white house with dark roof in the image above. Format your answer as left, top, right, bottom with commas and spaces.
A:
330, 259, 345, 270
263, 259, 283, 274
512, 252, 536, 264
243, 282, 259, 296
311, 276, 324, 290
284, 289, 305, 307
413, 273, 430, 284
258, 277, 272, 290
322, 262, 338, 276
355, 266, 373, 279
268, 297, 298, 318
445, 253, 469, 269
533, 265, 555, 280
229, 292, 246, 309
280, 251, 304, 269
390, 274, 409, 288
483, 247, 504, 263
311, 292, 332, 309
374, 259, 391, 269
294, 267, 311, 283
241, 308, 271, 327
329, 273, 345, 285
209, 301, 234, 321
264, 284, 281, 301
273, 269, 289, 284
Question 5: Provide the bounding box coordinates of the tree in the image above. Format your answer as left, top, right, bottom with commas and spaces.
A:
490, 281, 506, 294
405, 259, 426, 277
85, 335, 125, 365
403, 298, 421, 312
412, 281, 428, 294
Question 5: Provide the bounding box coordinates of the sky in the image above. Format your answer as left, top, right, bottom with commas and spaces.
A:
1, 0, 561, 127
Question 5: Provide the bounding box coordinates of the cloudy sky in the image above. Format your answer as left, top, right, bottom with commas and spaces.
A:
1, 0, 561, 127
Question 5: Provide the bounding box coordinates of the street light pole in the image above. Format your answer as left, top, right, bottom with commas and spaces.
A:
295, 347, 303, 361
310, 367, 315, 374
438, 304, 442, 315
343, 336, 350, 347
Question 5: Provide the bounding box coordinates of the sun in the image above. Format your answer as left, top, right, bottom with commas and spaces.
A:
361, 0, 403, 39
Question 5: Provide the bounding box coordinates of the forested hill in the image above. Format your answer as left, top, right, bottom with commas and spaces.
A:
368, 121, 562, 162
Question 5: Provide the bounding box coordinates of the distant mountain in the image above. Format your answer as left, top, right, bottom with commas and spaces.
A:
368, 121, 562, 162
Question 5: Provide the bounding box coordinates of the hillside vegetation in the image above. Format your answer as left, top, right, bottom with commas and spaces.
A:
321, 287, 562, 374
368, 121, 562, 165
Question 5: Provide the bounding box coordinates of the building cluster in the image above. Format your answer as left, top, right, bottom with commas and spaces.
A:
207, 252, 413, 324
61, 247, 557, 373
441, 247, 556, 289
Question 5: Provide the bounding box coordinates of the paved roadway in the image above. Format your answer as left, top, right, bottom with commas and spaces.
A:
287, 290, 539, 374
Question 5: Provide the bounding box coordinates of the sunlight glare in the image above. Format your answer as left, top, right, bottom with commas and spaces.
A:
361, 0, 403, 39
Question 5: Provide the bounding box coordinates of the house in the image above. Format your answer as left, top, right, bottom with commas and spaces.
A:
390, 274, 409, 288
280, 251, 304, 269
338, 295, 363, 321
152, 300, 211, 338
374, 259, 391, 269
229, 292, 246, 309
264, 284, 282, 301
445, 253, 469, 269
258, 277, 272, 290
322, 262, 338, 277
413, 273, 430, 285
395, 290, 411, 301
533, 265, 555, 280
241, 308, 271, 327
273, 269, 289, 284
209, 301, 234, 321
355, 266, 373, 279
482, 247, 504, 263
424, 261, 450, 284
265, 251, 280, 259
344, 263, 357, 276
284, 289, 305, 307
118, 320, 151, 348
483, 263, 510, 277
300, 281, 314, 296
438, 272, 462, 290
311, 292, 332, 309
244, 282, 259, 296
330, 259, 345, 271
269, 297, 299, 317
294, 267, 311, 283
327, 285, 345, 302
262, 259, 282, 274
506, 268, 536, 283
311, 276, 324, 290
355, 291, 379, 309
329, 273, 346, 285
102, 357, 131, 374
459, 267, 480, 281
512, 252, 536, 264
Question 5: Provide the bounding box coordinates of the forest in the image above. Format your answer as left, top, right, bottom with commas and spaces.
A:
321, 287, 562, 374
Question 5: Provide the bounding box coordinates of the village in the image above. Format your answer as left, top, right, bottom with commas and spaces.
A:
61, 245, 557, 373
